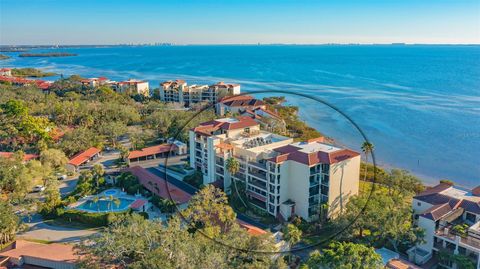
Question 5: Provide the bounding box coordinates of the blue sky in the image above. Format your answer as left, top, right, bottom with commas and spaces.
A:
1, 0, 479, 45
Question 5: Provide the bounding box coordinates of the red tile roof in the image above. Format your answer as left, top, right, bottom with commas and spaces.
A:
237, 219, 267, 236
193, 117, 259, 136
0, 68, 11, 72
124, 166, 191, 204
128, 144, 178, 159
269, 144, 360, 166
219, 95, 254, 102
472, 186, 480, 197
387, 258, 421, 269
0, 152, 38, 161
0, 240, 79, 264
210, 81, 240, 88
68, 147, 100, 167
130, 199, 147, 209
161, 79, 186, 87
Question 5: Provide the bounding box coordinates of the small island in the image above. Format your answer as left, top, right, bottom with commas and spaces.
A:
19, 52, 77, 57
0, 54, 10, 60
11, 68, 56, 77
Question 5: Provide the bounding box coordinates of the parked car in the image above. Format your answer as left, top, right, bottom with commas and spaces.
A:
57, 173, 67, 180
32, 185, 45, 192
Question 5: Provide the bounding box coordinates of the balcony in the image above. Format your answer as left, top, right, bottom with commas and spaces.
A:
248, 169, 267, 180
248, 161, 267, 171
248, 178, 267, 190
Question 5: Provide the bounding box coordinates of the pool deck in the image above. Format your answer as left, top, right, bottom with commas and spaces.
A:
69, 189, 147, 213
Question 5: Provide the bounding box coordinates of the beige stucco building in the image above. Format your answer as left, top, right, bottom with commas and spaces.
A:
189, 117, 360, 222
160, 80, 240, 106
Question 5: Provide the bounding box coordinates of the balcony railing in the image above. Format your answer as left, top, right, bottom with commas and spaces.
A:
461, 236, 480, 250
248, 161, 267, 170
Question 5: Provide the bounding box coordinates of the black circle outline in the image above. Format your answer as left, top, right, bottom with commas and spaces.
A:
161, 90, 376, 254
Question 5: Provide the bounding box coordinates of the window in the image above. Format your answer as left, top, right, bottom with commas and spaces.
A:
466, 212, 476, 223
417, 202, 421, 206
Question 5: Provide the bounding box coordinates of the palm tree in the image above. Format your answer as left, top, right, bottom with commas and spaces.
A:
108, 195, 114, 212
283, 224, 302, 264
113, 197, 121, 211
361, 141, 374, 182
92, 196, 100, 211
225, 157, 240, 175
225, 157, 247, 208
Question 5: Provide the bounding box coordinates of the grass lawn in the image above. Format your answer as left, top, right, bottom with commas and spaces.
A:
44, 218, 99, 230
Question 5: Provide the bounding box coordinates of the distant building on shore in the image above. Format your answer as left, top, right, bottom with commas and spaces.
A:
111, 79, 150, 96
159, 80, 240, 107
0, 68, 12, 76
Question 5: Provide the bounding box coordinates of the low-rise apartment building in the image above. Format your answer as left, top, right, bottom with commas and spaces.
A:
216, 95, 266, 116
409, 183, 480, 269
189, 117, 360, 222
80, 76, 111, 88
110, 79, 150, 96
160, 80, 240, 106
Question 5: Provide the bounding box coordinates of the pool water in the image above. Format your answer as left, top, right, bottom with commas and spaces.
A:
76, 198, 133, 212
104, 189, 118, 196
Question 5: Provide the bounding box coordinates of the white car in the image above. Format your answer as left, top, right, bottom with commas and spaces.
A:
32, 185, 46, 192
57, 174, 67, 180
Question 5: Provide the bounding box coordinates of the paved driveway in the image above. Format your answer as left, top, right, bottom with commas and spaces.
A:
18, 214, 98, 243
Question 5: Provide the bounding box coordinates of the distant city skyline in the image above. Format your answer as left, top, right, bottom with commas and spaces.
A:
1, 0, 479, 45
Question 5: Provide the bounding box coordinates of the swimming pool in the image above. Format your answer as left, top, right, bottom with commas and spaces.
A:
75, 197, 134, 212
104, 189, 119, 196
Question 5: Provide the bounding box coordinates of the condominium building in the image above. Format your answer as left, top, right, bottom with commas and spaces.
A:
80, 77, 110, 88
216, 95, 266, 116
189, 117, 360, 221
409, 183, 480, 268
160, 80, 240, 106
110, 79, 150, 96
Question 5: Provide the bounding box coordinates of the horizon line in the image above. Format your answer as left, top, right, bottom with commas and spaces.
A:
1, 43, 480, 47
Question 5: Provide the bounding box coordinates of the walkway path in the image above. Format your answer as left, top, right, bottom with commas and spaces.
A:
18, 214, 98, 243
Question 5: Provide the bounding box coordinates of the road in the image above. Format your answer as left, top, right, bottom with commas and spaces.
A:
18, 214, 98, 243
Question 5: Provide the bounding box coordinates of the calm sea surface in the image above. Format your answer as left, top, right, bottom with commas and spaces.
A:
1, 45, 479, 187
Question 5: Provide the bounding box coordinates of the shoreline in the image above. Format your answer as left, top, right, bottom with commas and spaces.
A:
0, 62, 474, 188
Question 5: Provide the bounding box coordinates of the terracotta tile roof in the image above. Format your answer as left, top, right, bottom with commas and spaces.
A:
215, 142, 234, 151
0, 240, 79, 264
130, 199, 147, 209
460, 199, 480, 214
415, 183, 452, 197
161, 80, 186, 87
420, 202, 456, 221
128, 144, 178, 159
254, 107, 280, 119
0, 75, 52, 90
210, 81, 240, 88
237, 219, 267, 236
223, 98, 264, 108
0, 152, 38, 161
124, 166, 191, 204
68, 147, 100, 167
269, 146, 360, 166
0, 68, 11, 72
472, 186, 480, 196
192, 117, 259, 136
219, 95, 254, 102
387, 259, 421, 269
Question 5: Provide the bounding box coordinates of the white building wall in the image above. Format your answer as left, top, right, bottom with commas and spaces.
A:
328, 155, 360, 218
417, 216, 436, 253
285, 161, 311, 220
189, 131, 196, 169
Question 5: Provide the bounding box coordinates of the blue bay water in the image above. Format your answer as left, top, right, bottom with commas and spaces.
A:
1, 45, 479, 187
